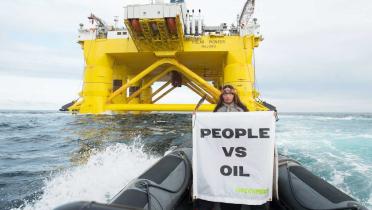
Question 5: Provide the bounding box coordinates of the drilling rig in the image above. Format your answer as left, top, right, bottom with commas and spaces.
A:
67, 0, 274, 114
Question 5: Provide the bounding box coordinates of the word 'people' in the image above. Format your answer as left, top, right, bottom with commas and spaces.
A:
200, 128, 270, 139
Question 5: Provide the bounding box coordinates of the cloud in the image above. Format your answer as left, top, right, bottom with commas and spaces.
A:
0, 0, 152, 33
0, 40, 83, 79
0, 0, 152, 79
0, 75, 82, 110
252, 0, 372, 107
268, 97, 372, 113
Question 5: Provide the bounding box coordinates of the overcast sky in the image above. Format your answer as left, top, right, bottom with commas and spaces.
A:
0, 0, 371, 112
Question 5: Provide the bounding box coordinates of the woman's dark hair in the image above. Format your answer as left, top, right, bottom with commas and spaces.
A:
213, 85, 249, 112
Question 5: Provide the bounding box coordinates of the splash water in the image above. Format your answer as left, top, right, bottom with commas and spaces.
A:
18, 142, 158, 210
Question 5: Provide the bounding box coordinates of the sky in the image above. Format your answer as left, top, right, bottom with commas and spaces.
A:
0, 0, 371, 112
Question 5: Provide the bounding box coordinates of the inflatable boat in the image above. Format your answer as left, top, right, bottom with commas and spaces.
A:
55, 148, 368, 210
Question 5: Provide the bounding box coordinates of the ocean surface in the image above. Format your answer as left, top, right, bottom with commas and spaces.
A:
0, 111, 371, 210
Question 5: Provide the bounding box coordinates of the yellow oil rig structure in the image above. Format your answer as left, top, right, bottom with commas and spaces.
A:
66, 0, 275, 114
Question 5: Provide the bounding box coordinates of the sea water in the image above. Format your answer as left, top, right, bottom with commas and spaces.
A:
0, 111, 371, 209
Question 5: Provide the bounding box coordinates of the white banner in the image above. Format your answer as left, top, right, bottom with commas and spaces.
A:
192, 111, 276, 205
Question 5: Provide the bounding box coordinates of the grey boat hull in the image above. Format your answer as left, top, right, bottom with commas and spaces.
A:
55, 148, 368, 210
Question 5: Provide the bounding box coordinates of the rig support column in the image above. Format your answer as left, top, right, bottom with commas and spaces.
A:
80, 52, 114, 114
141, 78, 153, 104
112, 64, 130, 105
128, 75, 141, 114
223, 41, 255, 110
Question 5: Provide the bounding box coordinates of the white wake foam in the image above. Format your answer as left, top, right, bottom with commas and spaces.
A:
16, 142, 159, 210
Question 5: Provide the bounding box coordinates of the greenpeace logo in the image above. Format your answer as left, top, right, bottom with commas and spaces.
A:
200, 128, 270, 139
235, 187, 269, 195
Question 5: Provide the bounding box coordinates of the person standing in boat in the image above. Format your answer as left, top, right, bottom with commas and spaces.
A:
213, 85, 249, 112
195, 85, 248, 210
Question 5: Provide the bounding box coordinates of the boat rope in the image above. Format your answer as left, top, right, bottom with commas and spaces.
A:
253, 49, 261, 98
278, 158, 302, 166
252, 49, 266, 107
138, 151, 191, 210
84, 28, 97, 64
192, 95, 207, 128
77, 30, 97, 101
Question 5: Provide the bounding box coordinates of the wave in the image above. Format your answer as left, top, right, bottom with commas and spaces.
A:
3, 111, 371, 209
276, 135, 372, 208
0, 122, 10, 127
14, 142, 159, 210
332, 133, 372, 140
0, 171, 48, 178
279, 114, 372, 121
0, 111, 68, 118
